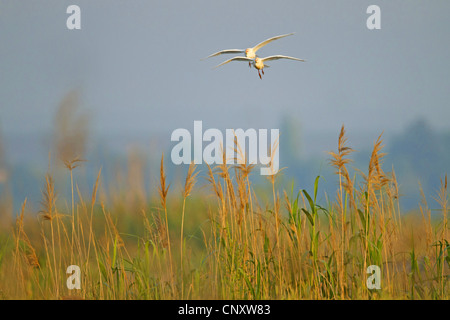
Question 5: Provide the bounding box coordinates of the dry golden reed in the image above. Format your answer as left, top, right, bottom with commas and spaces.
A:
0, 119, 448, 300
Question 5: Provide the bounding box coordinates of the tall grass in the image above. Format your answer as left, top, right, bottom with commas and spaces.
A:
0, 123, 448, 300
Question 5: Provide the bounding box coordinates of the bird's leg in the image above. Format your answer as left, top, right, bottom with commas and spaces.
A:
258, 70, 262, 79
262, 68, 264, 75
248, 62, 251, 68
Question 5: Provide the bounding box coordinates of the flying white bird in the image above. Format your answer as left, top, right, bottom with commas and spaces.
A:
202, 33, 295, 67
214, 55, 305, 79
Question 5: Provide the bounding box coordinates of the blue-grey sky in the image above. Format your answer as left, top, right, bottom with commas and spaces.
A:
1, 0, 449, 152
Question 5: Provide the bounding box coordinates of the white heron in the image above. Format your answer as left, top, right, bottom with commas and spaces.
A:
214, 55, 305, 79
202, 33, 295, 67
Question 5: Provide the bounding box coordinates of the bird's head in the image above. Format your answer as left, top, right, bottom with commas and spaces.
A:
245, 48, 256, 59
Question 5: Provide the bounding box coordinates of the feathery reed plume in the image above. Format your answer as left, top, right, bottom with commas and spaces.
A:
140, 208, 168, 249
235, 167, 248, 223
355, 132, 388, 212
233, 135, 256, 178
367, 132, 388, 193
206, 163, 223, 201
206, 163, 226, 239
328, 125, 357, 298
14, 200, 40, 269
183, 162, 199, 199
39, 174, 57, 221
54, 91, 87, 163
357, 131, 388, 296
155, 210, 169, 248
158, 154, 170, 210
103, 208, 125, 248
265, 134, 281, 184
217, 147, 237, 212
53, 91, 89, 262
328, 125, 355, 207
54, 91, 89, 166
158, 153, 173, 287
141, 209, 157, 244
233, 135, 254, 226
180, 162, 198, 298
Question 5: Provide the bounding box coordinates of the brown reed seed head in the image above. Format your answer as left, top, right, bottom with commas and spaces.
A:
368, 133, 388, 190
328, 125, 355, 197
329, 125, 353, 170
206, 163, 223, 201
233, 135, 255, 178
39, 174, 57, 221
54, 91, 89, 167
158, 153, 170, 209
183, 162, 199, 198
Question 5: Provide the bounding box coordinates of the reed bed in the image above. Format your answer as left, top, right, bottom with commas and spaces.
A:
0, 124, 448, 300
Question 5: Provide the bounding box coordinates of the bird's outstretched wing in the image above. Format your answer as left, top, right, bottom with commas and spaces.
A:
214, 56, 254, 68
252, 33, 295, 52
261, 55, 305, 62
202, 49, 245, 60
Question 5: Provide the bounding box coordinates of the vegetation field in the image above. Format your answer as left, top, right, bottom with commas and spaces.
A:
0, 121, 448, 300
